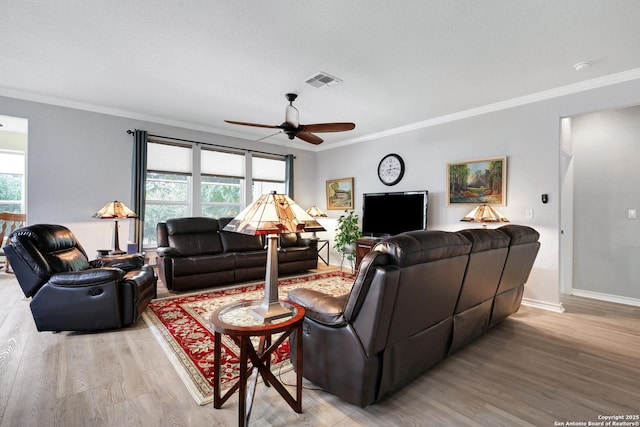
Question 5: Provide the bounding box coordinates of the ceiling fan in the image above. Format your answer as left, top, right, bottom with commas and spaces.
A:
225, 93, 355, 145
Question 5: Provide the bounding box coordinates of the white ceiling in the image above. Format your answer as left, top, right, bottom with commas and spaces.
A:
2, 1, 640, 148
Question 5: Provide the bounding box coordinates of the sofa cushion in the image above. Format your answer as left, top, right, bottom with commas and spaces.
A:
498, 224, 540, 245
279, 233, 300, 248
457, 229, 510, 252
219, 231, 264, 252
455, 229, 510, 314
165, 217, 223, 256
234, 250, 267, 268
217, 217, 265, 252
172, 253, 235, 276
373, 230, 471, 268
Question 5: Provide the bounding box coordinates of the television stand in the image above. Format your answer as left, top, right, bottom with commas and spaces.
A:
355, 237, 379, 270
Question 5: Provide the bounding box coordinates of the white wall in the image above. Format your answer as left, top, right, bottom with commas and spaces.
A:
4, 76, 640, 308
314, 78, 640, 310
571, 105, 640, 301
0, 95, 316, 257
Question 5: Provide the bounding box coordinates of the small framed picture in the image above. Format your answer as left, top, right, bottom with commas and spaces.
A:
326, 177, 354, 210
447, 157, 506, 205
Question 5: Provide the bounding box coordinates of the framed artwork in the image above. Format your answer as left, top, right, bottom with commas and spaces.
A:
447, 156, 507, 205
326, 177, 354, 210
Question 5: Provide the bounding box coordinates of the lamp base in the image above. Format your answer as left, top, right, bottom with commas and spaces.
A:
250, 301, 293, 322
249, 234, 294, 322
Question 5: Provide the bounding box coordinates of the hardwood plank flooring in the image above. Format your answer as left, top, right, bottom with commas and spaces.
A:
1, 271, 639, 426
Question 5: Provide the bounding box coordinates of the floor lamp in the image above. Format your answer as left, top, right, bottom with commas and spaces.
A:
223, 192, 314, 322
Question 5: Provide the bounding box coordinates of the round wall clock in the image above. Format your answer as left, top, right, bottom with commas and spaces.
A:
377, 153, 405, 186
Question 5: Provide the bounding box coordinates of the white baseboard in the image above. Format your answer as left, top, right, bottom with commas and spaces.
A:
568, 289, 640, 307
521, 298, 566, 313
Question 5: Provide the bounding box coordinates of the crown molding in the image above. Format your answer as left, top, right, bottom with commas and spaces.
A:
4, 67, 640, 153
318, 68, 640, 151
0, 86, 315, 151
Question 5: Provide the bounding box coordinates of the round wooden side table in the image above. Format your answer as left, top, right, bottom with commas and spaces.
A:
210, 299, 305, 427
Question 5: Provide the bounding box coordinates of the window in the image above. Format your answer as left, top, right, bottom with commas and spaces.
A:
144, 172, 190, 247
201, 176, 242, 217
144, 143, 192, 247
251, 156, 286, 201
201, 149, 244, 218
143, 141, 288, 249
0, 151, 25, 213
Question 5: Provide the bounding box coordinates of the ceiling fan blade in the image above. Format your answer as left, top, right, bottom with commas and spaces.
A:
225, 120, 280, 129
296, 131, 324, 145
300, 122, 356, 133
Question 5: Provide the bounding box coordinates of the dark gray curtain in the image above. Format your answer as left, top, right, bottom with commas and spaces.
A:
285, 154, 294, 197
132, 129, 148, 249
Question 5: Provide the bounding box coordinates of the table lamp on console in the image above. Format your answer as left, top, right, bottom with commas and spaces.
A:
304, 205, 327, 239
93, 201, 138, 255
460, 204, 509, 228
223, 192, 314, 322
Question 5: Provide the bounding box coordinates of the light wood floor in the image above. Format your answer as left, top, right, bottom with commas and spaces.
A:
1, 270, 639, 427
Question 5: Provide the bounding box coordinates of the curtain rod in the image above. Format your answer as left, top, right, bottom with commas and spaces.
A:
126, 130, 293, 159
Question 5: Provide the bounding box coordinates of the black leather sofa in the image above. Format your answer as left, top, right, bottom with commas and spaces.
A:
5, 224, 157, 332
287, 224, 540, 407
156, 217, 318, 292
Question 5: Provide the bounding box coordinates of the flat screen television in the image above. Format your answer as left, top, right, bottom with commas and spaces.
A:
362, 191, 428, 237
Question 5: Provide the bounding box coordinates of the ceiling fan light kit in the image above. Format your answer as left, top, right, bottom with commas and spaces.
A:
284, 94, 299, 129
225, 93, 355, 145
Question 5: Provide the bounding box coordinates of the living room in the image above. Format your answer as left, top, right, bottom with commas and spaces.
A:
1, 2, 640, 426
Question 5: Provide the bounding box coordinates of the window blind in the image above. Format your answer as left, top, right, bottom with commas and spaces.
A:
252, 156, 285, 182
147, 142, 191, 174
201, 149, 244, 178
0, 152, 24, 174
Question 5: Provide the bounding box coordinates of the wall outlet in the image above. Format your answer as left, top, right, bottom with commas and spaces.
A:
525, 208, 534, 219
629, 209, 637, 219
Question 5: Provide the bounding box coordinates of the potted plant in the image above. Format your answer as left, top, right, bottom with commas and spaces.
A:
334, 209, 362, 264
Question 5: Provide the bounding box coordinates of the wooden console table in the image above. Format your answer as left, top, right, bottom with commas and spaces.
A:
210, 299, 305, 427
355, 237, 379, 270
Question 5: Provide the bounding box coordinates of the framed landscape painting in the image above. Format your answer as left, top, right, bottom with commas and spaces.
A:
447, 157, 506, 205
326, 177, 354, 210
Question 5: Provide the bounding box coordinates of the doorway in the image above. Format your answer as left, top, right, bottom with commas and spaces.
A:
0, 115, 28, 214
560, 106, 640, 305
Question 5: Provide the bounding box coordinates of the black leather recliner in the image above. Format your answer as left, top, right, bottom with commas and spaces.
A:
4, 224, 157, 332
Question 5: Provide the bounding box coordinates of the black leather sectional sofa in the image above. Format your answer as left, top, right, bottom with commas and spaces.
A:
156, 217, 318, 292
288, 224, 540, 407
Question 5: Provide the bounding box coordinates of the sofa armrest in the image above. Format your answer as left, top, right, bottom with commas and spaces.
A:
92, 253, 144, 271
156, 246, 182, 257
298, 238, 318, 249
48, 268, 125, 286
287, 288, 348, 326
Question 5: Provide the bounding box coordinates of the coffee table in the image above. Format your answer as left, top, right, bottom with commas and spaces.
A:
209, 299, 305, 427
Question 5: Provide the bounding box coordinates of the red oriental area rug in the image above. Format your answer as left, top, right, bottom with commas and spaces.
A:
142, 270, 354, 405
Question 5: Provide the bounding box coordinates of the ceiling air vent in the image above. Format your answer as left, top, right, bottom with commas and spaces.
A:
305, 71, 342, 88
